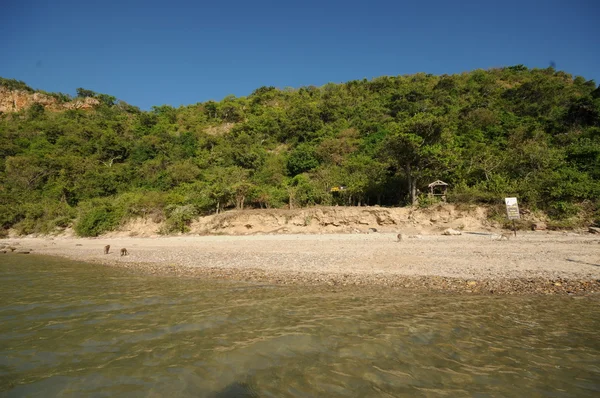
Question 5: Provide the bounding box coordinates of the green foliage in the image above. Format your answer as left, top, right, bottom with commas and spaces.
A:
287, 144, 319, 176
416, 194, 441, 208
548, 201, 580, 220
76, 88, 96, 98
447, 182, 499, 204
74, 199, 123, 237
27, 103, 46, 120
162, 204, 197, 234
11, 201, 75, 235
592, 203, 600, 228
76, 88, 116, 106
49, 92, 72, 103
0, 77, 33, 92
287, 174, 325, 208
1, 66, 599, 235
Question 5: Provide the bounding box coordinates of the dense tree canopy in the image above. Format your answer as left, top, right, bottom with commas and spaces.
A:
1, 66, 599, 236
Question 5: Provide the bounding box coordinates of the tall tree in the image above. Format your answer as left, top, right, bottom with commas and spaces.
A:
384, 115, 446, 204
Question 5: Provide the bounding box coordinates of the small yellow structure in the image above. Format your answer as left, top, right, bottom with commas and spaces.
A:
329, 185, 347, 193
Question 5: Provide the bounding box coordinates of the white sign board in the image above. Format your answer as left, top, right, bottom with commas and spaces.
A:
505, 197, 520, 220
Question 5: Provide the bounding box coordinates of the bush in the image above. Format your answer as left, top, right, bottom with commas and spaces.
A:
172, 182, 216, 214
287, 174, 326, 207
252, 185, 288, 209
592, 199, 600, 227
286, 144, 320, 176
547, 201, 580, 220
546, 219, 582, 230
6, 201, 75, 235
447, 182, 499, 204
13, 218, 38, 236
0, 77, 33, 92
161, 204, 197, 234
114, 190, 167, 220
416, 193, 441, 208
75, 200, 122, 237
0, 204, 24, 230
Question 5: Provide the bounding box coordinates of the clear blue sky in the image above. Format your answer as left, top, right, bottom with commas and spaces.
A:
1, 0, 598, 110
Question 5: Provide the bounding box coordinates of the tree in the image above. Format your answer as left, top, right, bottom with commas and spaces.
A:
206, 166, 251, 213
286, 144, 319, 176
341, 155, 387, 206
76, 88, 96, 98
384, 115, 446, 204
2, 67, 600, 235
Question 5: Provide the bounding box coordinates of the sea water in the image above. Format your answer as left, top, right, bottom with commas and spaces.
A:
1, 255, 599, 397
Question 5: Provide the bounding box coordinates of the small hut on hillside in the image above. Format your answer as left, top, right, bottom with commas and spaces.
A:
428, 180, 448, 202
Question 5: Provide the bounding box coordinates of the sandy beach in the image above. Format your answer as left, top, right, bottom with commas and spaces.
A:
4, 231, 600, 295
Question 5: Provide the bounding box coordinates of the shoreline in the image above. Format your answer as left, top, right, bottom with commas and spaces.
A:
103, 260, 600, 296
3, 232, 600, 295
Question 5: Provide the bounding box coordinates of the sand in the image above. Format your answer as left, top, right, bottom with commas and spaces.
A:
4, 230, 600, 295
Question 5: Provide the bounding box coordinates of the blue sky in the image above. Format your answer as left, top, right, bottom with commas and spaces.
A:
1, 0, 598, 110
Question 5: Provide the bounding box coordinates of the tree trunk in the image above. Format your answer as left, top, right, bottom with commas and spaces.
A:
405, 163, 417, 205
411, 181, 417, 205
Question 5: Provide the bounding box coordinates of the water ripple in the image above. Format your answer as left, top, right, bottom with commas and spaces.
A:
1, 255, 600, 397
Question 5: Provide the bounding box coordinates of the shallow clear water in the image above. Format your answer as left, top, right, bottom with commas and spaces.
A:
1, 254, 599, 397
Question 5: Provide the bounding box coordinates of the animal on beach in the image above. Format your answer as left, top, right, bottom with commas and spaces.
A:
120, 248, 128, 256
104, 245, 110, 254
397, 233, 404, 242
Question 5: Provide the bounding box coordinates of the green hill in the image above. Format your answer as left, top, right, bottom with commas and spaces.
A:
1, 65, 599, 236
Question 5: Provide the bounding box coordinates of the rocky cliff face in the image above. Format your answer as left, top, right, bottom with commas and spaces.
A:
0, 86, 99, 113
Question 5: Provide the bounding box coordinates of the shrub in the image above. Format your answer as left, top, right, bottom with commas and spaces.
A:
416, 193, 441, 208
447, 182, 500, 204
546, 219, 582, 230
161, 204, 197, 234
547, 201, 580, 220
7, 201, 75, 235
0, 204, 24, 230
0, 77, 33, 92
286, 144, 320, 176
75, 200, 122, 237
13, 218, 38, 236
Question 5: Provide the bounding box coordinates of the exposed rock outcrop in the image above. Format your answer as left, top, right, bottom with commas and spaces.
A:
0, 86, 99, 113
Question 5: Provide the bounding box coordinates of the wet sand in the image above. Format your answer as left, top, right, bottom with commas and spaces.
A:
5, 232, 600, 295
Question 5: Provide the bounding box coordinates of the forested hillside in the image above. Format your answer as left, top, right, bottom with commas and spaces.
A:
1, 66, 599, 236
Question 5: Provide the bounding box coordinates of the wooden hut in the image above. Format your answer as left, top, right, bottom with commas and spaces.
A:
428, 180, 448, 202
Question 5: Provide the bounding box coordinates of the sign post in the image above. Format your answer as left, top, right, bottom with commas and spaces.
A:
504, 197, 520, 237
